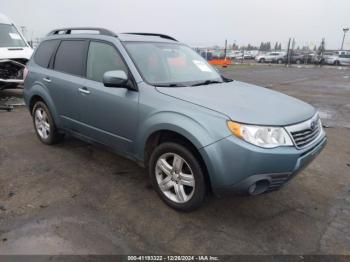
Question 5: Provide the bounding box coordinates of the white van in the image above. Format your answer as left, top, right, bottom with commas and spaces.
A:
0, 13, 33, 89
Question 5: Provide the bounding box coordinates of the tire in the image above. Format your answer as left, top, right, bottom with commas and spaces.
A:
259, 58, 265, 63
296, 59, 301, 64
149, 142, 206, 212
334, 61, 340, 66
277, 59, 283, 64
32, 101, 64, 145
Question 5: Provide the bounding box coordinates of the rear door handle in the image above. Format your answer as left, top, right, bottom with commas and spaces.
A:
78, 87, 90, 95
43, 77, 51, 83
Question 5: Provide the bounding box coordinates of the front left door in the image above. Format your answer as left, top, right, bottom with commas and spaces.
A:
78, 41, 139, 155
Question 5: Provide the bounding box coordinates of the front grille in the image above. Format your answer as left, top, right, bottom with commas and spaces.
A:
285, 114, 322, 149
291, 122, 321, 148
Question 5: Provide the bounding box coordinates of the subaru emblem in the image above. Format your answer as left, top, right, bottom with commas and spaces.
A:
310, 121, 316, 130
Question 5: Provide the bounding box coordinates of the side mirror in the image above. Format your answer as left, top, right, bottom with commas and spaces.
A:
103, 70, 128, 88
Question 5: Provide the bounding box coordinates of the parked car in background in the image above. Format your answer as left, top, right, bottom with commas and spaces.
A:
243, 50, 259, 59
284, 53, 315, 64
325, 54, 350, 66
24, 28, 326, 211
255, 52, 286, 64
0, 13, 33, 89
227, 50, 243, 60
333, 50, 350, 56
317, 51, 336, 65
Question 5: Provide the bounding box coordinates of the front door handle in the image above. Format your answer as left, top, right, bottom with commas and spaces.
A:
43, 77, 51, 83
78, 87, 90, 95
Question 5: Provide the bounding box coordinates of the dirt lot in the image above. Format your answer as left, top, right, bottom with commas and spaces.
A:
0, 65, 349, 255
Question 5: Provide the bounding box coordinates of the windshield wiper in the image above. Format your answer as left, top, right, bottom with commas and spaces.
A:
191, 80, 223, 86
155, 83, 188, 87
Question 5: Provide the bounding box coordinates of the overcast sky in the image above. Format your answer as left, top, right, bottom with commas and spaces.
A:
2, 0, 350, 49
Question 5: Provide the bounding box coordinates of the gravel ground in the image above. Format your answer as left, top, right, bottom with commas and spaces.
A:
0, 65, 349, 255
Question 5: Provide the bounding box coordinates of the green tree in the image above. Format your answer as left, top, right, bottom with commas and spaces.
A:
266, 42, 271, 51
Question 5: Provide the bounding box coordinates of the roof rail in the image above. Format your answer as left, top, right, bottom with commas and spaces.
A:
47, 27, 116, 37
123, 32, 177, 41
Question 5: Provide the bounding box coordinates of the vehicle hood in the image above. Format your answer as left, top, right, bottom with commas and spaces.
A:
156, 81, 316, 126
0, 47, 33, 61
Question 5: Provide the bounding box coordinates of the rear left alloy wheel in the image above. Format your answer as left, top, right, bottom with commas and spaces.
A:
32, 101, 64, 144
149, 142, 206, 211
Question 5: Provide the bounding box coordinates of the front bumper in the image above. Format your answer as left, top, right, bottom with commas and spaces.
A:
0, 59, 25, 89
200, 133, 327, 196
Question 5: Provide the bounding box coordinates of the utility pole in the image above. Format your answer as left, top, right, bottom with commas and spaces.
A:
20, 26, 27, 37
224, 39, 227, 59
290, 38, 295, 65
341, 28, 349, 50
286, 38, 291, 66
320, 38, 325, 66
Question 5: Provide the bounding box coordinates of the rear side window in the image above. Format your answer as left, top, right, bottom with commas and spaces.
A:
34, 40, 59, 68
86, 41, 128, 82
54, 40, 87, 76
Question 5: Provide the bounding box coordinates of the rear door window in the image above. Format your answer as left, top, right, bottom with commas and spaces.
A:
86, 41, 128, 82
54, 40, 87, 76
34, 40, 59, 68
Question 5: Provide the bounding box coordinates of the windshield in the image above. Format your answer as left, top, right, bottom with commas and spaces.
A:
0, 24, 27, 48
124, 42, 222, 86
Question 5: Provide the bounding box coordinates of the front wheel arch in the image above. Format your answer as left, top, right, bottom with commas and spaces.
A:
144, 130, 212, 193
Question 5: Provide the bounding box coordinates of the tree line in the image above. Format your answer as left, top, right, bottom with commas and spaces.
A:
228, 39, 326, 53
231, 42, 282, 51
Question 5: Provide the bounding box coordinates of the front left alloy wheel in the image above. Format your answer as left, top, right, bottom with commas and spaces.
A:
149, 142, 206, 211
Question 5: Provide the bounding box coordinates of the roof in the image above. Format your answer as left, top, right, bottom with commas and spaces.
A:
0, 13, 12, 24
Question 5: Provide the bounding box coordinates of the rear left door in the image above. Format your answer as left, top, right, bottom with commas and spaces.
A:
49, 40, 89, 131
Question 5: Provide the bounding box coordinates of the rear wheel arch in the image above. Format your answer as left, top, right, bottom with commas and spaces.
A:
28, 91, 60, 126
29, 95, 45, 115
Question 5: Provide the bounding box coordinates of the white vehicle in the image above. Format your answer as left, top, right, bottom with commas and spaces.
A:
0, 13, 33, 89
243, 50, 259, 59
227, 50, 243, 59
255, 51, 286, 64
333, 50, 350, 56
325, 54, 350, 66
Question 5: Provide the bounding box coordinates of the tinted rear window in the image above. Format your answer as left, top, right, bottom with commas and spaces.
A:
54, 40, 87, 76
34, 40, 59, 68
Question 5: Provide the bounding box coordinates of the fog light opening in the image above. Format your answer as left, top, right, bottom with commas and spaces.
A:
248, 180, 270, 195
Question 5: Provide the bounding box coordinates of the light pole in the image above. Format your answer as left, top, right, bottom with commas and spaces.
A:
341, 28, 349, 50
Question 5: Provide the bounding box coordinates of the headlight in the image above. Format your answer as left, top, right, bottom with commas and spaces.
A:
227, 121, 293, 148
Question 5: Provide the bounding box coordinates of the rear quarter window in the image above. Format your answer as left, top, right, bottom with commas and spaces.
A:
34, 40, 59, 68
